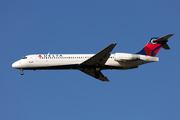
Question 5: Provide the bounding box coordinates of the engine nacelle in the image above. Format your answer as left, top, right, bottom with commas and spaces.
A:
114, 53, 140, 62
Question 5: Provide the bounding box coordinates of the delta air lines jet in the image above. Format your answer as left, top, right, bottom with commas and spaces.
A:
12, 34, 174, 82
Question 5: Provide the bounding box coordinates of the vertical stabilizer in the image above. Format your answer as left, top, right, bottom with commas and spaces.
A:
136, 34, 174, 57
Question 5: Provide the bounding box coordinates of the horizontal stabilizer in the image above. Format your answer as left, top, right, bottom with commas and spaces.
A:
153, 34, 174, 50
162, 42, 170, 50
153, 34, 174, 42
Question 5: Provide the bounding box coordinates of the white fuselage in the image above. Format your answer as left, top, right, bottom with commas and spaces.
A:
12, 53, 159, 70
11, 34, 173, 81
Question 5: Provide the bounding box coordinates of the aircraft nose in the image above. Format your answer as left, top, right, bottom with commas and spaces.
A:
12, 61, 21, 69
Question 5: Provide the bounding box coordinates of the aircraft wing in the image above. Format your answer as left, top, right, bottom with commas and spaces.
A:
80, 69, 109, 82
80, 43, 117, 67
79, 43, 117, 82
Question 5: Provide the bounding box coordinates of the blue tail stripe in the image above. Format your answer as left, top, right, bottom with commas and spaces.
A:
151, 45, 163, 56
136, 48, 146, 55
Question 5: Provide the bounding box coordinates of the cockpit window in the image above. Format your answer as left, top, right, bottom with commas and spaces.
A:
22, 56, 27, 59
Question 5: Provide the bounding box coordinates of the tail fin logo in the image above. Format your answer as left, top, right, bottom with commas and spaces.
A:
136, 38, 163, 56
136, 37, 163, 57
136, 34, 173, 57
144, 43, 162, 56
150, 39, 157, 44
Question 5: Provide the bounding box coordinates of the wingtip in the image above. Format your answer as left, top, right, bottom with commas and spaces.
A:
168, 33, 174, 37
165, 33, 174, 40
112, 43, 118, 45
103, 76, 110, 82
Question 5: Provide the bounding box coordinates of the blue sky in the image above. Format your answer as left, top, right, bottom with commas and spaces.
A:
1, 0, 180, 120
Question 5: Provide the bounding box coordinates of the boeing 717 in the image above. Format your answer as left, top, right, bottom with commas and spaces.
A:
12, 34, 174, 82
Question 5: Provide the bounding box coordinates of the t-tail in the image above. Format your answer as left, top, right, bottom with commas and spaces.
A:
136, 34, 174, 57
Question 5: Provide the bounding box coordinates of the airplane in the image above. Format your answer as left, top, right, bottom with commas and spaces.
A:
12, 34, 174, 82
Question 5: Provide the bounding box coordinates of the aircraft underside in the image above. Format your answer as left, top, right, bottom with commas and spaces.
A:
22, 64, 126, 70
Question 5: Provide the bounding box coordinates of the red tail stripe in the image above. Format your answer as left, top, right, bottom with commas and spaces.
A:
144, 44, 162, 56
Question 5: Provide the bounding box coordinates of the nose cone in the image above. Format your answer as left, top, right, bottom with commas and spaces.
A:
12, 61, 21, 69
